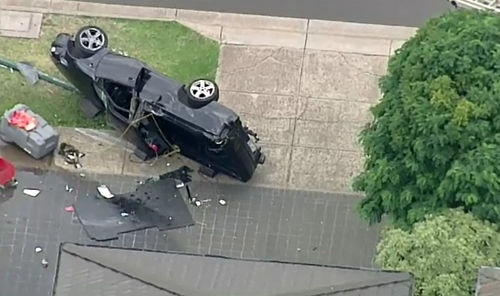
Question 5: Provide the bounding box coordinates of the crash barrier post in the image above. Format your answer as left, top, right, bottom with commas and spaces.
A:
0, 56, 78, 92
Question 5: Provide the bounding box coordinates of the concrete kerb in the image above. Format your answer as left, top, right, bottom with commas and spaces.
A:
1, 1, 417, 49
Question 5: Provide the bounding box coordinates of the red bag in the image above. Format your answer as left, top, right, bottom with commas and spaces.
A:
9, 110, 37, 131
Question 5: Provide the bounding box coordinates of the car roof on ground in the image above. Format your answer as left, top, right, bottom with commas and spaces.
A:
53, 243, 414, 296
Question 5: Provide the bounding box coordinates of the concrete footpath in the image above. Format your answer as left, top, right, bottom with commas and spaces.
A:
0, 0, 417, 193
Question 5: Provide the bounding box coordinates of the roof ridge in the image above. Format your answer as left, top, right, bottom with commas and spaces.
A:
266, 272, 413, 296
61, 244, 205, 296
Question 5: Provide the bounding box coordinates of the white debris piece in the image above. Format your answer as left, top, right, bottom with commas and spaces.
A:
97, 185, 114, 199
23, 189, 40, 197
195, 200, 202, 207
65, 185, 73, 193
34, 247, 43, 253
41, 258, 49, 268
120, 212, 129, 217
218, 199, 227, 206
176, 182, 185, 189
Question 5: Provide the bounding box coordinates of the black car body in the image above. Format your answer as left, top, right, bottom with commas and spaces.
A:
50, 26, 265, 182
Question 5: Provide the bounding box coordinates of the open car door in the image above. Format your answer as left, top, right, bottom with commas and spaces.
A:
92, 78, 140, 143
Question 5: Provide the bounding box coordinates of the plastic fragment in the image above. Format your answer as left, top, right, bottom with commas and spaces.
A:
41, 258, 48, 268
34, 247, 43, 253
64, 206, 74, 213
219, 199, 227, 206
97, 185, 114, 199
16, 62, 39, 86
120, 212, 129, 217
23, 189, 40, 197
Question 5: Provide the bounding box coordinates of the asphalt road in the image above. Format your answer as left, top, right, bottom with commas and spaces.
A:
77, 0, 452, 27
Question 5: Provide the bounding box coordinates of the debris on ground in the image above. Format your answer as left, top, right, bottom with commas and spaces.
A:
74, 177, 195, 241
79, 173, 86, 178
175, 182, 185, 189
34, 247, 43, 253
97, 185, 114, 199
16, 62, 39, 86
23, 188, 40, 197
158, 166, 193, 184
64, 205, 74, 213
41, 258, 48, 268
58, 142, 85, 169
219, 199, 227, 206
65, 184, 73, 193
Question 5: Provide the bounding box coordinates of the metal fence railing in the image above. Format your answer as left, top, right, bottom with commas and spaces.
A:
454, 0, 500, 12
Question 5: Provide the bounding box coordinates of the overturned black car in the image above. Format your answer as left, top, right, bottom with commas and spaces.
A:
50, 26, 265, 182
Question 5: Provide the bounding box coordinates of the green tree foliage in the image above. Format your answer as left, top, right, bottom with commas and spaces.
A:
376, 210, 500, 296
354, 10, 500, 226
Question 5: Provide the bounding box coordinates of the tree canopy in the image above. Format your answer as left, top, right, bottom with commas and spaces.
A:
376, 210, 500, 296
354, 10, 500, 226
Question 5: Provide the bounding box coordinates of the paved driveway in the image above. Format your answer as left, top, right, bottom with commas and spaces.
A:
216, 45, 387, 192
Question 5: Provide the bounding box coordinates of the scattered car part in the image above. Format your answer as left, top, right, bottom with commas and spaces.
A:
50, 26, 265, 182
97, 185, 114, 199
34, 247, 43, 253
75, 177, 195, 241
23, 189, 40, 197
199, 165, 217, 178
0, 104, 60, 160
65, 185, 73, 193
0, 56, 77, 92
16, 62, 39, 86
74, 26, 109, 58
58, 142, 85, 168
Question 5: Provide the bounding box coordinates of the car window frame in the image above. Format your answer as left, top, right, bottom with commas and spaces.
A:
94, 78, 132, 123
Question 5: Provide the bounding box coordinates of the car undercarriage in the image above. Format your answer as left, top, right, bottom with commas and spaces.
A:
50, 26, 265, 182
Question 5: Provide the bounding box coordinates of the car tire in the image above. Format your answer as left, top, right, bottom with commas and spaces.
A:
73, 26, 108, 58
186, 79, 219, 108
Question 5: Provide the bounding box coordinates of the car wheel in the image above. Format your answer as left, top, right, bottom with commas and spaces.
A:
186, 79, 219, 108
73, 26, 108, 58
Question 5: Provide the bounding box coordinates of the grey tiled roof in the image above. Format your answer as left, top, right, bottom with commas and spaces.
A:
475, 267, 500, 296
53, 243, 413, 296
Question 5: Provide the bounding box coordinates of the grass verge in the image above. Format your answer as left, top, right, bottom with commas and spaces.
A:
0, 14, 220, 128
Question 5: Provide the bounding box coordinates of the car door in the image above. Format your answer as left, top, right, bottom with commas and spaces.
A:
93, 78, 137, 141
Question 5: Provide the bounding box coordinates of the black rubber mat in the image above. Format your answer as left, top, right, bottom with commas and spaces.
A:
74, 178, 195, 241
